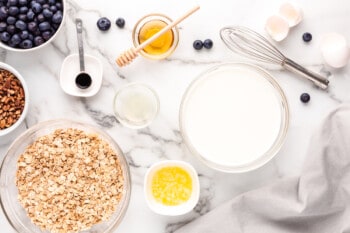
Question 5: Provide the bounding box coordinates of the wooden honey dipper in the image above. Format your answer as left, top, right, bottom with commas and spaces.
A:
116, 5, 200, 67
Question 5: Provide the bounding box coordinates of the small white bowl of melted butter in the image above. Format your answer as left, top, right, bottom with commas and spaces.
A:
144, 160, 200, 216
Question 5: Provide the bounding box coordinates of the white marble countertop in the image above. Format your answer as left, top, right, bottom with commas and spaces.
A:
1, 0, 350, 232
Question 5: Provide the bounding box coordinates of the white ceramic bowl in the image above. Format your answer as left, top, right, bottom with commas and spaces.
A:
60, 54, 103, 97
0, 0, 66, 52
144, 160, 200, 216
0, 62, 29, 139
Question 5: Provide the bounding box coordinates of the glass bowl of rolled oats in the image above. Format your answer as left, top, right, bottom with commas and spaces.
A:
0, 119, 131, 233
0, 62, 29, 139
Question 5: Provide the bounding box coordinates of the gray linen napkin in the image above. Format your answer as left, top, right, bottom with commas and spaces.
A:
175, 105, 350, 233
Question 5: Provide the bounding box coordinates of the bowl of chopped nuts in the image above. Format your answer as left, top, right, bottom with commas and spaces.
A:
0, 62, 28, 140
0, 119, 131, 233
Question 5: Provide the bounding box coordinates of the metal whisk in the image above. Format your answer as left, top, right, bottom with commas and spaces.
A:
220, 26, 329, 89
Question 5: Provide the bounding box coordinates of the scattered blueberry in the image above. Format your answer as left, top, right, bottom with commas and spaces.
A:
36, 0, 45, 5
19, 38, 32, 48
42, 3, 49, 9
0, 21, 6, 32
33, 35, 44, 46
97, 17, 111, 31
51, 11, 62, 23
302, 32, 312, 42
193, 40, 203, 50
8, 6, 19, 16
6, 16, 16, 24
42, 8, 52, 18
300, 93, 311, 103
115, 17, 125, 28
0, 31, 10, 41
203, 39, 213, 49
15, 20, 26, 30
48, 0, 56, 5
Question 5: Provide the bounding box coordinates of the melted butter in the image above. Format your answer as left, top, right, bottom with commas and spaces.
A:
151, 166, 192, 206
138, 20, 174, 55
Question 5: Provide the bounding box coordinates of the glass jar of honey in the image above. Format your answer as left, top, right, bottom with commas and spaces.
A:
132, 13, 179, 60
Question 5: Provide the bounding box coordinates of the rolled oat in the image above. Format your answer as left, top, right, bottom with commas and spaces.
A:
16, 128, 124, 233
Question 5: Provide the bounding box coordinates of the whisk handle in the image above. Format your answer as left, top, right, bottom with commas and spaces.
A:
282, 58, 329, 89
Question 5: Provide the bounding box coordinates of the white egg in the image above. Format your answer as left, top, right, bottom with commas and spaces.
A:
279, 2, 303, 27
265, 15, 290, 42
320, 33, 350, 68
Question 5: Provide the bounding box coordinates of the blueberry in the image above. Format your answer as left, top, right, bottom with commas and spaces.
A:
42, 8, 52, 18
19, 6, 28, 14
0, 6, 7, 20
19, 38, 32, 48
36, 0, 45, 4
51, 23, 59, 29
9, 33, 21, 45
193, 40, 203, 50
6, 24, 15, 34
49, 5, 56, 12
26, 9, 34, 20
6, 16, 16, 24
37, 13, 45, 22
203, 39, 213, 49
55, 2, 62, 10
33, 28, 40, 36
8, 0, 18, 6
31, 3, 42, 13
15, 20, 27, 30
8, 6, 19, 16
97, 17, 111, 31
302, 32, 312, 42
300, 93, 310, 103
18, 13, 27, 21
48, 0, 56, 4
19, 29, 28, 39
0, 22, 6, 32
33, 35, 44, 46
51, 11, 62, 23
0, 31, 10, 42
41, 30, 51, 40
27, 21, 37, 32
18, 0, 27, 6
38, 21, 50, 31
27, 32, 33, 41
115, 17, 125, 28
42, 3, 49, 9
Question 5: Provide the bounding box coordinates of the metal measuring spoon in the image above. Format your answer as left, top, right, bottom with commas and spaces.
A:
75, 18, 92, 89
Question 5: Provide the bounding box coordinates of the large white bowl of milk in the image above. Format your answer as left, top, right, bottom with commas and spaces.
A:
180, 63, 289, 173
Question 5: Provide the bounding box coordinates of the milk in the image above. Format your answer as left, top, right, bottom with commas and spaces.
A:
181, 65, 284, 168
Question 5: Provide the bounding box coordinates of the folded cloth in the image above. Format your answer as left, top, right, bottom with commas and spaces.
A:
175, 105, 350, 233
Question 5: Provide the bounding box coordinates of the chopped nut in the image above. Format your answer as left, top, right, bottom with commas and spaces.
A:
0, 69, 25, 130
16, 128, 125, 233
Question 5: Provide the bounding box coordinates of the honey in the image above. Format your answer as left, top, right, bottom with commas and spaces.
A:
151, 166, 192, 206
138, 19, 174, 55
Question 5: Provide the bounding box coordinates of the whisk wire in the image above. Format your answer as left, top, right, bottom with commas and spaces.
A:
219, 26, 329, 89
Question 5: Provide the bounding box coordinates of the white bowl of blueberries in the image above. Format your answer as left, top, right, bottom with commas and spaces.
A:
0, 0, 65, 51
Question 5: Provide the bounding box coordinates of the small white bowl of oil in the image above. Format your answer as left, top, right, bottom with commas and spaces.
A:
144, 160, 200, 216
